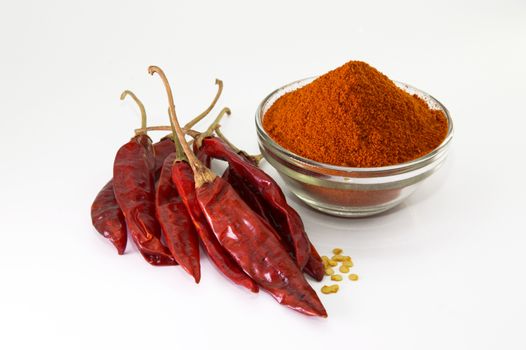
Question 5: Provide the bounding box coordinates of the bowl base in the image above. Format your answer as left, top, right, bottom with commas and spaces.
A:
294, 192, 403, 218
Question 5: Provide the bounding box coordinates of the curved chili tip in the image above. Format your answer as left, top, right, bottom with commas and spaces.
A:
91, 180, 127, 255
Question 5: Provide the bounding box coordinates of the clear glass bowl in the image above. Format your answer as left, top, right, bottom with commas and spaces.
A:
255, 77, 454, 217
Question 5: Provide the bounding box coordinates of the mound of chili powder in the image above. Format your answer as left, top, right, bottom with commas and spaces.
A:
263, 61, 448, 167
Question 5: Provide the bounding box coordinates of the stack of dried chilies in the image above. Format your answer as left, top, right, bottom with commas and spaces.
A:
90, 66, 326, 317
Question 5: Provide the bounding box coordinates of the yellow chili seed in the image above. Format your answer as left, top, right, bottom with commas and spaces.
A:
343, 256, 352, 261
321, 255, 329, 262
331, 274, 343, 281
328, 260, 338, 267
325, 268, 334, 276
332, 255, 345, 262
330, 284, 339, 293
332, 248, 343, 255
339, 265, 350, 273
321, 286, 331, 294
342, 260, 353, 268
349, 273, 359, 281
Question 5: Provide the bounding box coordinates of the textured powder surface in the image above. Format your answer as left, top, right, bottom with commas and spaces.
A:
263, 61, 448, 167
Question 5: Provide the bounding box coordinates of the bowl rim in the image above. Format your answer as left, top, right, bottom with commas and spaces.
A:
255, 76, 454, 173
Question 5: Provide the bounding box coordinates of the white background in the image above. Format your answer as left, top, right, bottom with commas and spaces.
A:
1, 1, 525, 349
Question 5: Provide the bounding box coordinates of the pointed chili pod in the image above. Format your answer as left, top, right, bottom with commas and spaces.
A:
303, 243, 325, 281
91, 180, 127, 254
155, 153, 201, 281
197, 137, 311, 270
197, 177, 327, 317
113, 134, 176, 265
172, 161, 259, 292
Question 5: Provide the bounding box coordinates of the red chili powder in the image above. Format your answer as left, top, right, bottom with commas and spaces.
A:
263, 61, 448, 167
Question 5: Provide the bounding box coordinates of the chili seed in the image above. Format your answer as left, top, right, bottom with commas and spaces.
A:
339, 265, 350, 273
331, 274, 343, 281
332, 248, 343, 255
349, 274, 359, 281
321, 284, 339, 294
321, 286, 332, 294
342, 260, 353, 268
325, 268, 335, 276
332, 255, 345, 262
328, 260, 338, 267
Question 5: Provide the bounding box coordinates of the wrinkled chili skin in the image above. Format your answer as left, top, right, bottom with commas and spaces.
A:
173, 161, 258, 292
197, 177, 326, 317
194, 141, 210, 168
198, 137, 310, 270
303, 243, 325, 281
222, 168, 272, 223
156, 153, 200, 281
90, 180, 127, 254
154, 138, 175, 177
113, 134, 176, 266
91, 137, 175, 253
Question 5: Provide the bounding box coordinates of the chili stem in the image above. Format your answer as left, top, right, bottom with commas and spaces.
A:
135, 126, 171, 133
148, 66, 216, 187
195, 107, 230, 148
183, 79, 223, 130
120, 90, 147, 134
214, 126, 240, 153
215, 127, 263, 165
170, 117, 187, 161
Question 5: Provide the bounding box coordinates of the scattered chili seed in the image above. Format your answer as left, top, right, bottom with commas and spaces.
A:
331, 274, 343, 281
332, 255, 345, 262
342, 260, 353, 268
349, 274, 359, 281
321, 284, 339, 294
325, 267, 335, 276
332, 248, 343, 255
343, 256, 352, 261
339, 265, 350, 273
328, 260, 338, 267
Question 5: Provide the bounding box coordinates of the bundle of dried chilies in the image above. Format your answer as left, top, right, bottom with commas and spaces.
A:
90, 66, 326, 317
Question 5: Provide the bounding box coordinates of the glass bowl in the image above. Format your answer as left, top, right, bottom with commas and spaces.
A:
255, 77, 454, 217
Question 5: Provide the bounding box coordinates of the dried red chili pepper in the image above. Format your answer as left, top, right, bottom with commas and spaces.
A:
197, 177, 326, 316
155, 152, 201, 281
91, 83, 223, 253
90, 180, 127, 254
112, 91, 175, 265
197, 136, 311, 270
172, 159, 259, 292
91, 138, 172, 255
202, 129, 324, 281
150, 66, 326, 316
